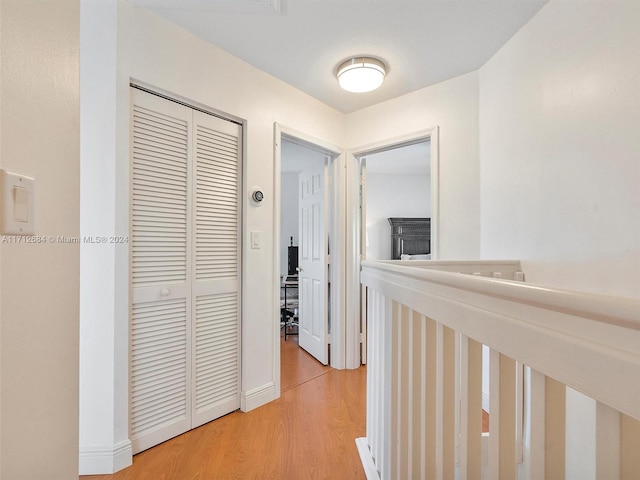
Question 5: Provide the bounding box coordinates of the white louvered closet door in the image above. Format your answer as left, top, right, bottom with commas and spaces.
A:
130, 88, 241, 454
191, 111, 241, 428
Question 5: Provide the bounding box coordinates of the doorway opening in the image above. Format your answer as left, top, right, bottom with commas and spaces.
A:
280, 138, 331, 364
274, 125, 343, 395
351, 128, 439, 365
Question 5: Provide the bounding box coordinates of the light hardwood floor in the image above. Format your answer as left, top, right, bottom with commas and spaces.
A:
83, 334, 367, 480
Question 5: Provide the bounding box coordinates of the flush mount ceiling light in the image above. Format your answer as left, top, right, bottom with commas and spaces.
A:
337, 56, 386, 93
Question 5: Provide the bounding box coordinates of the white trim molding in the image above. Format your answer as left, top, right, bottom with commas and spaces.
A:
79, 440, 133, 475
356, 437, 381, 480
129, 0, 282, 15
241, 382, 276, 412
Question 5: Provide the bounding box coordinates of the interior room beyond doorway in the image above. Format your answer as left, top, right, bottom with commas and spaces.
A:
362, 140, 431, 261
280, 138, 331, 369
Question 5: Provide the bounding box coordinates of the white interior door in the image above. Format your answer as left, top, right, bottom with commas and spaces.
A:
298, 159, 328, 364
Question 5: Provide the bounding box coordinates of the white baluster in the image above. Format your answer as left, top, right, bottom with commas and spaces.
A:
489, 350, 516, 480
621, 414, 640, 479
459, 335, 482, 479
596, 402, 621, 479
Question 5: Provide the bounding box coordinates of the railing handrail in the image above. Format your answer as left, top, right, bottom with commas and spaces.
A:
362, 260, 640, 331
361, 260, 640, 421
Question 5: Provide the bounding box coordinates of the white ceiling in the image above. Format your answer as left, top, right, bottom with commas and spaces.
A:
130, 0, 547, 113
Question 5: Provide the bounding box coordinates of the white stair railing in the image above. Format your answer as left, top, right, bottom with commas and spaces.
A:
357, 260, 640, 480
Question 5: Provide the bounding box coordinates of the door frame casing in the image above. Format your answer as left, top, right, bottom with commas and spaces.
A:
273, 124, 344, 386
274, 125, 440, 375
349, 127, 440, 367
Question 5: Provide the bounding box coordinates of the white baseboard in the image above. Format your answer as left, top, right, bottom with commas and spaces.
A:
79, 439, 132, 475
356, 437, 380, 480
241, 382, 276, 412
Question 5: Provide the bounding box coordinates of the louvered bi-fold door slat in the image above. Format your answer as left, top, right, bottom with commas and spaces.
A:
191, 111, 241, 428
130, 88, 241, 454
131, 91, 192, 454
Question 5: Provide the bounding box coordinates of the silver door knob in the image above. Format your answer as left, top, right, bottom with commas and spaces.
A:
161, 288, 170, 297
296, 267, 303, 272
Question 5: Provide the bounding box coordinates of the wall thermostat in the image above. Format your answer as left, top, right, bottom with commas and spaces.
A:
250, 188, 264, 207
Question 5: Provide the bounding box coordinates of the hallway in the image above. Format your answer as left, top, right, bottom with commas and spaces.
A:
83, 335, 367, 480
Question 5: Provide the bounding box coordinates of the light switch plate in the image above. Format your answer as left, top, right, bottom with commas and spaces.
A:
1, 170, 35, 235
251, 231, 261, 249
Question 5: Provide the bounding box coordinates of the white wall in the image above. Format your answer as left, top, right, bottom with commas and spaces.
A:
479, 0, 640, 298
346, 71, 481, 259
0, 0, 80, 478
80, 0, 346, 473
366, 174, 430, 260
280, 172, 299, 275
478, 1, 640, 478
80, 0, 132, 473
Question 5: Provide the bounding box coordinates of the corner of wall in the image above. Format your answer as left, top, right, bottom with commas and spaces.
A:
79, 440, 133, 476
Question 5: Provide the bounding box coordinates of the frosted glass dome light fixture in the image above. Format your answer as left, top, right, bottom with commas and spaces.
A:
337, 56, 386, 93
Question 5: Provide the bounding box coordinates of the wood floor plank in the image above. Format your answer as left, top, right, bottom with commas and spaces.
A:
280, 333, 332, 392
83, 335, 366, 480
